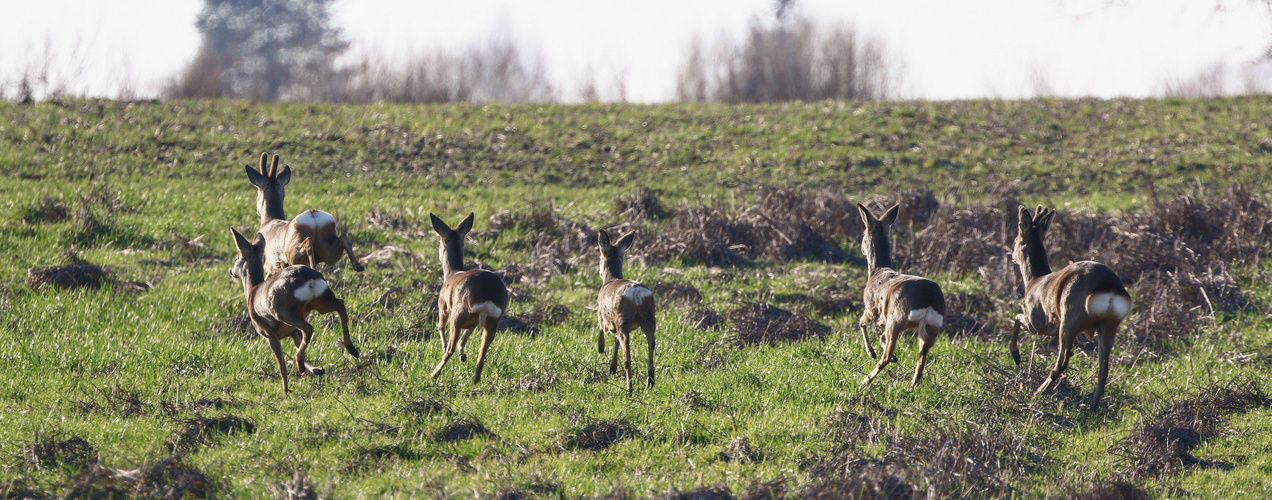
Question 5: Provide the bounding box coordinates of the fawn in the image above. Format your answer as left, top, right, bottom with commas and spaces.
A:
428, 213, 510, 384
1009, 206, 1131, 408
229, 228, 360, 394
595, 229, 656, 395
243, 152, 364, 275
856, 203, 947, 387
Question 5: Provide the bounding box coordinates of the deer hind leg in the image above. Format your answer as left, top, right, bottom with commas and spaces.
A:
1009, 313, 1026, 366
266, 335, 290, 394
283, 318, 324, 377
858, 323, 878, 359
1037, 312, 1081, 395
430, 321, 461, 378
472, 315, 499, 384
459, 325, 476, 362
619, 327, 633, 395
313, 293, 359, 358
862, 321, 903, 386
339, 231, 364, 272
597, 313, 606, 354
609, 329, 620, 374
1090, 321, 1117, 409
640, 315, 656, 388
910, 322, 939, 388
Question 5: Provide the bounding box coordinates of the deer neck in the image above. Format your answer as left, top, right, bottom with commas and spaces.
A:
440, 240, 466, 278
240, 261, 265, 300
257, 189, 286, 225
601, 258, 623, 284
1018, 236, 1052, 282
865, 232, 893, 275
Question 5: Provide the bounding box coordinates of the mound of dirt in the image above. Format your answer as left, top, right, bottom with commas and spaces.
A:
62, 456, 219, 499
171, 416, 256, 452
22, 433, 96, 472
558, 418, 636, 451
432, 417, 493, 442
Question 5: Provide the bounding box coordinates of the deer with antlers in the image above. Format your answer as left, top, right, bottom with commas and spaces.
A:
595, 229, 656, 395
243, 152, 364, 275
856, 203, 946, 387
229, 229, 360, 394
428, 213, 510, 384
1009, 206, 1131, 409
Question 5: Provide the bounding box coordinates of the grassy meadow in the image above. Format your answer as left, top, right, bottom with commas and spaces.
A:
1, 97, 1272, 498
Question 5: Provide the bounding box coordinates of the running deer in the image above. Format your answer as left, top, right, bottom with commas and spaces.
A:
229, 228, 361, 394
1009, 206, 1131, 409
856, 203, 946, 387
595, 229, 656, 395
428, 213, 510, 384
243, 152, 364, 275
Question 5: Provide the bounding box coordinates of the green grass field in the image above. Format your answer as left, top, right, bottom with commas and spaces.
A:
2, 97, 1272, 499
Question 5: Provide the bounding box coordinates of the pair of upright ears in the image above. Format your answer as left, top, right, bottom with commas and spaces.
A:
245, 152, 291, 188
857, 203, 899, 228
229, 227, 265, 255
430, 212, 475, 237
598, 229, 634, 253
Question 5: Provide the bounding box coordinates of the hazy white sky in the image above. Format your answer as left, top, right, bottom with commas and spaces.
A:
1, 0, 1269, 101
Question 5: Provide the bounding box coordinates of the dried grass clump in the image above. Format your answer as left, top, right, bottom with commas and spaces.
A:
170, 415, 256, 452
615, 186, 671, 220
21, 432, 96, 472
365, 205, 413, 232
500, 371, 561, 393
558, 418, 636, 451
62, 456, 220, 499
500, 303, 572, 335
27, 250, 110, 290
721, 436, 762, 463
490, 201, 597, 282
392, 397, 448, 416
798, 461, 915, 499
900, 199, 1020, 296
1051, 481, 1151, 500
1111, 379, 1270, 478
432, 417, 493, 442
658, 486, 734, 500
0, 479, 46, 499
272, 468, 321, 500
888, 421, 1045, 497
727, 302, 830, 346
20, 196, 69, 224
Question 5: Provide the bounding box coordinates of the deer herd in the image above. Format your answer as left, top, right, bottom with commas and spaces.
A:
230, 152, 1132, 409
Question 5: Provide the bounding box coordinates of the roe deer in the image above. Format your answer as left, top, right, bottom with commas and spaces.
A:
1009, 206, 1131, 409
229, 228, 360, 394
243, 152, 364, 275
428, 213, 510, 384
595, 229, 656, 395
856, 203, 946, 387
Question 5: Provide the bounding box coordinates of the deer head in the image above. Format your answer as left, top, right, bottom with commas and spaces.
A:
856, 203, 900, 273
597, 229, 635, 283
430, 212, 474, 277
244, 153, 291, 223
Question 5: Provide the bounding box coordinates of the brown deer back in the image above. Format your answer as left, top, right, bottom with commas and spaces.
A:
598, 279, 655, 333
862, 269, 946, 326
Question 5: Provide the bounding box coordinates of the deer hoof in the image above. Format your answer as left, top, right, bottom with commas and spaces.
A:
353, 264, 365, 272
345, 344, 361, 358
460, 353, 467, 362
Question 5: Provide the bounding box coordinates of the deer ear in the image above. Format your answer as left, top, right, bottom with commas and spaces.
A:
456, 212, 475, 236
881, 204, 900, 226
598, 229, 612, 250
615, 231, 636, 253
1039, 208, 1055, 234
429, 213, 450, 236
252, 232, 266, 249
230, 227, 251, 255
245, 165, 267, 188
1017, 206, 1033, 234
856, 203, 874, 229
276, 165, 291, 187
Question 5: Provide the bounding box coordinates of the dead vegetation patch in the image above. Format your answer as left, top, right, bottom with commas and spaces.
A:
500, 302, 572, 335
20, 432, 96, 472
432, 417, 493, 442
727, 302, 831, 346
615, 186, 672, 221
27, 249, 148, 292
500, 371, 561, 393
271, 468, 322, 500
170, 415, 256, 452
489, 200, 597, 283
341, 443, 421, 475
392, 397, 448, 417
720, 436, 762, 464
0, 479, 46, 499
19, 196, 70, 224
1111, 379, 1270, 479
558, 418, 636, 451
214, 312, 257, 341
62, 456, 221, 500
1052, 481, 1152, 500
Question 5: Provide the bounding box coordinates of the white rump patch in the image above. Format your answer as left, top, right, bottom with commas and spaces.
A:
623, 286, 653, 306
1087, 293, 1132, 319
293, 210, 336, 229
908, 307, 944, 329
471, 301, 504, 319
293, 278, 328, 302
